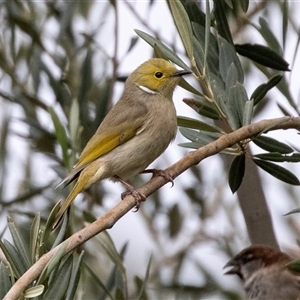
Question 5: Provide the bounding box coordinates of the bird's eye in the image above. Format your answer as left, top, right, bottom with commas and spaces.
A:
155, 72, 163, 78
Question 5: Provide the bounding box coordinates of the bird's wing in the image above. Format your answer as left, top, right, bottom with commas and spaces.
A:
60, 101, 148, 186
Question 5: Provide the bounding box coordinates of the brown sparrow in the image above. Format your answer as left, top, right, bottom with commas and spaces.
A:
224, 245, 300, 300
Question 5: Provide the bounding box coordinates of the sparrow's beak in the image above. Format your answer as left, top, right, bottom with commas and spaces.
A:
223, 259, 240, 275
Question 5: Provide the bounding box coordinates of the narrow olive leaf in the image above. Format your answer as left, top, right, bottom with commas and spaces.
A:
84, 263, 114, 300
229, 154, 245, 193
0, 239, 24, 278
252, 136, 294, 154
254, 153, 300, 162
0, 262, 11, 298
69, 98, 81, 151
192, 36, 205, 73
24, 285, 45, 298
169, 204, 182, 237
227, 82, 248, 130
213, 0, 233, 45
168, 0, 194, 60
204, 0, 211, 72
177, 76, 202, 96
253, 159, 300, 185
277, 102, 293, 117
177, 116, 222, 133
243, 99, 254, 126
235, 44, 290, 71
137, 255, 153, 300
179, 0, 206, 26
135, 29, 190, 70
240, 0, 249, 12
225, 63, 240, 90
179, 127, 219, 148
37, 241, 68, 285
127, 36, 139, 53
49, 107, 69, 165
42, 255, 73, 300
65, 251, 84, 300
282, 0, 288, 50
96, 231, 126, 275
250, 74, 283, 105
30, 213, 41, 264
42, 200, 63, 246
7, 216, 31, 269
224, 0, 233, 8
287, 260, 300, 274
259, 17, 283, 56
192, 23, 219, 75
219, 37, 244, 84
283, 207, 300, 216
182, 97, 219, 120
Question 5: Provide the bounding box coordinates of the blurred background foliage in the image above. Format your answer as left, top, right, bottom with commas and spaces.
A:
1, 0, 300, 299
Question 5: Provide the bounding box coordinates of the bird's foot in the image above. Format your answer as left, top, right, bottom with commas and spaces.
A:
115, 176, 146, 211
141, 169, 174, 187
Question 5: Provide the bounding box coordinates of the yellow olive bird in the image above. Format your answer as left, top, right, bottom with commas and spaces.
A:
53, 58, 191, 229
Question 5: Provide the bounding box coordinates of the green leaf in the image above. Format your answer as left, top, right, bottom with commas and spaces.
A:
49, 107, 70, 165
235, 44, 290, 71
179, 127, 219, 148
227, 82, 248, 130
0, 262, 11, 298
219, 37, 244, 84
229, 154, 245, 193
168, 204, 182, 237
182, 97, 219, 120
253, 159, 300, 185
259, 17, 283, 56
24, 285, 45, 298
254, 153, 300, 163
7, 216, 31, 269
284, 207, 300, 216
65, 251, 84, 300
225, 63, 239, 90
135, 29, 190, 71
177, 116, 222, 133
242, 99, 254, 126
43, 255, 73, 300
96, 232, 126, 273
0, 239, 25, 278
177, 76, 202, 96
213, 0, 233, 44
250, 74, 283, 105
252, 136, 293, 154
30, 213, 41, 264
179, 0, 206, 26
42, 200, 63, 246
168, 0, 194, 60
192, 22, 219, 76
240, 0, 249, 12
37, 241, 68, 285
137, 255, 153, 300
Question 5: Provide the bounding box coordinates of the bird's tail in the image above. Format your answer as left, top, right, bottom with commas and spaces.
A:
52, 174, 90, 230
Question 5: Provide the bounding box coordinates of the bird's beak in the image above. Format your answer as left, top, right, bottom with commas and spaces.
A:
173, 69, 192, 77
223, 259, 240, 275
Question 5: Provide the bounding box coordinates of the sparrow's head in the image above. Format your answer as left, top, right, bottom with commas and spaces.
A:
224, 245, 291, 282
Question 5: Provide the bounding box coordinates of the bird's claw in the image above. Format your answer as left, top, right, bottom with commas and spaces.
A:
141, 169, 174, 187
121, 189, 146, 211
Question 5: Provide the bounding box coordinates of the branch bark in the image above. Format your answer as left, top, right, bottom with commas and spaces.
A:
4, 116, 300, 300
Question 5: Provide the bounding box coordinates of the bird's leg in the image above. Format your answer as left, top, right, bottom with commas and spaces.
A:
114, 175, 146, 211
140, 169, 174, 187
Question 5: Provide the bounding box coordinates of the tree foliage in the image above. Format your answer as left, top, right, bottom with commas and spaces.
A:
1, 0, 300, 299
